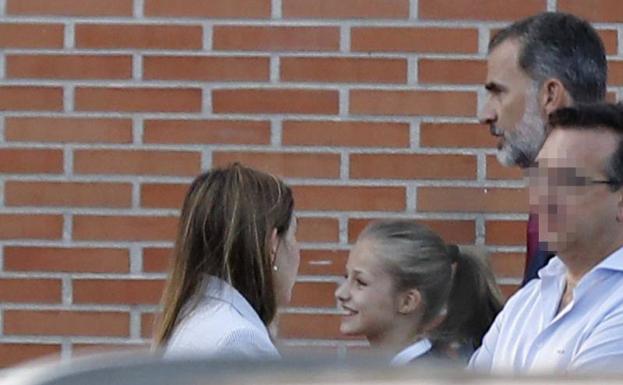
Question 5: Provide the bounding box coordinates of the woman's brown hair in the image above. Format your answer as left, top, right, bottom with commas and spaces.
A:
154, 163, 294, 346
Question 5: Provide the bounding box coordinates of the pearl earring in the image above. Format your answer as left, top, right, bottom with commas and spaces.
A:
273, 265, 279, 272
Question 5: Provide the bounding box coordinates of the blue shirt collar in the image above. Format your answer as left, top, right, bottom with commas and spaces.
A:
538, 245, 623, 280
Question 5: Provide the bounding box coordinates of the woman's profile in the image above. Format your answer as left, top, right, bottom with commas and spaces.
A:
154, 163, 299, 360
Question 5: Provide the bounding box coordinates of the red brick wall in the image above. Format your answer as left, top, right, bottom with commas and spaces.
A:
1, 0, 621, 367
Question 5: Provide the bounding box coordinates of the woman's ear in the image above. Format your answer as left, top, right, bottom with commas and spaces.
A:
398, 288, 422, 315
270, 228, 279, 265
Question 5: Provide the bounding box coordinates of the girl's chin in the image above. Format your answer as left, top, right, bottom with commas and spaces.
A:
339, 323, 362, 336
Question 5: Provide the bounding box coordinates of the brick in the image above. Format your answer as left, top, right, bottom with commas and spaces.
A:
7, 55, 132, 80
73, 279, 165, 305
351, 27, 478, 53
0, 23, 64, 48
0, 214, 63, 240
0, 148, 63, 173
144, 119, 270, 145
417, 187, 528, 213
213, 26, 339, 51
608, 61, 623, 86
7, 0, 133, 16
299, 249, 348, 276
419, 0, 545, 20
0, 86, 63, 111
558, 0, 623, 23
290, 282, 337, 307
141, 183, 187, 209
418, 59, 486, 85
278, 314, 355, 339
74, 87, 202, 113
490, 253, 525, 279
4, 310, 129, 337
144, 56, 269, 81
212, 151, 341, 178
598, 29, 618, 56
281, 57, 406, 84
350, 90, 476, 117
6, 181, 132, 208
5, 117, 133, 143
213, 89, 338, 114
486, 220, 527, 246
0, 344, 61, 368
73, 215, 178, 241
74, 149, 201, 176
145, 0, 271, 18
293, 186, 405, 211
500, 284, 520, 300
350, 154, 477, 180
0, 279, 61, 303
141, 313, 156, 338
282, 120, 409, 148
75, 24, 203, 50
4, 246, 130, 273
348, 218, 475, 244
143, 247, 172, 272
298, 217, 339, 243
420, 122, 495, 148
486, 155, 525, 180
283, 0, 408, 18
347, 218, 369, 241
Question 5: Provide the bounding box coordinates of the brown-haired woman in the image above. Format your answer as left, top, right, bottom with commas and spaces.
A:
154, 163, 299, 359
335, 220, 502, 366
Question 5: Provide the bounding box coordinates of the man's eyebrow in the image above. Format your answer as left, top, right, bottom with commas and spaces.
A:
485, 82, 506, 93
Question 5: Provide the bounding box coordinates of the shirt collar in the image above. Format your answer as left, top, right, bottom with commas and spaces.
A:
202, 276, 269, 333
390, 338, 432, 366
538, 245, 623, 278
537, 256, 566, 279
592, 245, 623, 273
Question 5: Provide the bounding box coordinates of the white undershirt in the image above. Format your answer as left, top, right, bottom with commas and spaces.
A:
390, 338, 433, 366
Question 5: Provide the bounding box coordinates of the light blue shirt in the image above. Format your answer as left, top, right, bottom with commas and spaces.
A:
164, 277, 280, 360
469, 246, 623, 374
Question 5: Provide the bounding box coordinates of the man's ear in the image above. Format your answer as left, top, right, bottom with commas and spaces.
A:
270, 228, 279, 265
398, 288, 422, 315
540, 78, 572, 116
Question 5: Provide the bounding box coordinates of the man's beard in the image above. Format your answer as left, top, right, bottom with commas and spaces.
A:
496, 89, 547, 168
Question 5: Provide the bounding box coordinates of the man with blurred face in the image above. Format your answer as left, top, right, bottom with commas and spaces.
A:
480, 12, 607, 283
469, 103, 623, 373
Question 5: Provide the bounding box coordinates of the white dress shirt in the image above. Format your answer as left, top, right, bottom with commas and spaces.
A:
164, 277, 280, 360
469, 246, 623, 374
390, 338, 433, 366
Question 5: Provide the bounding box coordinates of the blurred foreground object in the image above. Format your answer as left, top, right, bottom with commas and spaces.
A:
1, 351, 623, 385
